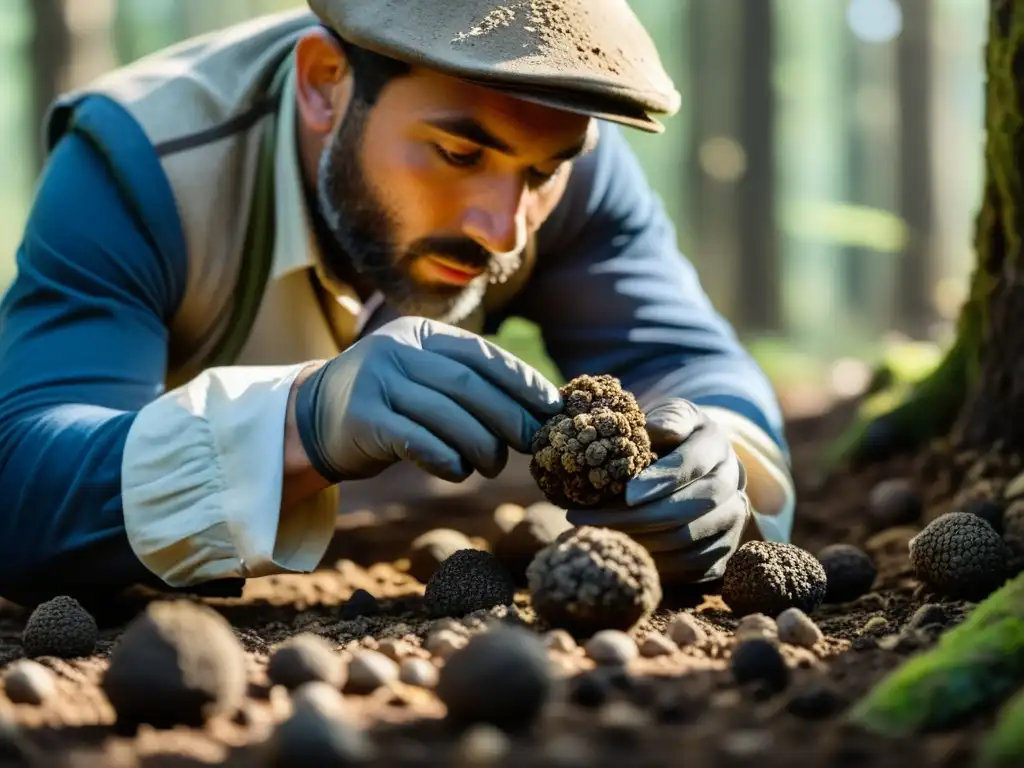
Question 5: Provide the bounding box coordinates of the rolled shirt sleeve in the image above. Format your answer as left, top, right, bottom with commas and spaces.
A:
121, 364, 338, 587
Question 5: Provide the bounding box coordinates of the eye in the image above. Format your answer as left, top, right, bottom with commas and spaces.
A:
433, 143, 483, 169
527, 165, 562, 188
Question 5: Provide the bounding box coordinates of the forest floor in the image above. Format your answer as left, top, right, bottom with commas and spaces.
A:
0, 388, 1002, 767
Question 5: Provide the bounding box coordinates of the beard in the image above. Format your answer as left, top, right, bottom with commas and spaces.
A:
314, 100, 524, 326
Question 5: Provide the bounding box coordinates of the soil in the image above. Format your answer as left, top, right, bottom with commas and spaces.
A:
0, 391, 1006, 767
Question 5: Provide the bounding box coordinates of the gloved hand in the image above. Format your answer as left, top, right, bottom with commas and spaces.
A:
566, 398, 750, 584
294, 316, 563, 484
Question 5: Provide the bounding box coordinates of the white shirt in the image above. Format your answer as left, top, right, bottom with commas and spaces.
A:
119, 63, 795, 588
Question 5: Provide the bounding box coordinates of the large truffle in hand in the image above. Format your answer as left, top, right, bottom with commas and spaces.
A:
424, 550, 517, 619
529, 375, 656, 508
721, 541, 827, 617
909, 512, 1010, 599
101, 600, 247, 731
526, 526, 662, 638
22, 596, 98, 659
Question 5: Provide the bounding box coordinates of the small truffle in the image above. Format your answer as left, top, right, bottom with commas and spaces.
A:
526, 526, 662, 638
909, 512, 1010, 599
867, 478, 921, 529
21, 596, 98, 659
730, 637, 789, 693
492, 502, 573, 585
529, 374, 656, 508
101, 600, 247, 730
961, 498, 1005, 535
721, 541, 827, 618
424, 550, 516, 619
339, 589, 380, 620
263, 682, 375, 766
266, 634, 345, 690
817, 544, 877, 603
436, 625, 552, 731
408, 529, 477, 583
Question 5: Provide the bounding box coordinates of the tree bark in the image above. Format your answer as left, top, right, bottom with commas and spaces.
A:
29, 0, 71, 174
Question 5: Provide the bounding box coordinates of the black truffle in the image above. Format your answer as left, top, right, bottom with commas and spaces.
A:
908, 512, 1010, 599
721, 541, 827, 617
492, 502, 573, 586
816, 544, 877, 603
526, 526, 662, 638
101, 600, 247, 731
266, 633, 346, 691
529, 374, 656, 508
867, 477, 921, 529
408, 528, 477, 583
961, 498, 1005, 534
424, 549, 516, 619
730, 637, 789, 693
22, 596, 98, 659
436, 625, 553, 731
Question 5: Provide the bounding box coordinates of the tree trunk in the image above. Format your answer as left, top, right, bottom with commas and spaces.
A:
29, 0, 71, 173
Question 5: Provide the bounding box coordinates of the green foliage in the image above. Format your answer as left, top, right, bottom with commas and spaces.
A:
849, 571, 1024, 737
979, 686, 1024, 767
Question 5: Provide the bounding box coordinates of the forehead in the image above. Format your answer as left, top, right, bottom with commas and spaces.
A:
379, 65, 594, 153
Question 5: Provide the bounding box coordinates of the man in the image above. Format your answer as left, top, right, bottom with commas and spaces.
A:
0, 1, 794, 607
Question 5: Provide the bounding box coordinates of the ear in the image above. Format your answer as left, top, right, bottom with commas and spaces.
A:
295, 28, 351, 135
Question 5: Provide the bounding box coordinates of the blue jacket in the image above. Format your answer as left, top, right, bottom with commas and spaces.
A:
0, 93, 788, 606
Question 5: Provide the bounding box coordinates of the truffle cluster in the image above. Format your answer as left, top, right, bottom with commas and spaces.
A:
424, 549, 517, 618
909, 512, 1010, 599
526, 526, 662, 637
529, 374, 656, 508
22, 596, 98, 659
721, 541, 827, 617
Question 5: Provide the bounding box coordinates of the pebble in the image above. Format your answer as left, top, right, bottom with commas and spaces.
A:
437, 625, 552, 730
776, 608, 823, 648
425, 629, 467, 659
408, 528, 477, 583
3, 660, 56, 705
569, 672, 608, 709
264, 682, 374, 766
399, 658, 439, 690
345, 650, 399, 694
377, 638, 415, 662
639, 633, 677, 658
457, 723, 510, 764
584, 630, 638, 665
543, 734, 591, 767
907, 603, 947, 630
723, 729, 773, 757
492, 501, 572, 584
860, 616, 889, 634
667, 613, 707, 646
339, 589, 381, 620
543, 629, 578, 654
730, 637, 789, 693
266, 634, 346, 690
735, 613, 778, 640
492, 504, 526, 536
867, 477, 922, 528
598, 700, 649, 741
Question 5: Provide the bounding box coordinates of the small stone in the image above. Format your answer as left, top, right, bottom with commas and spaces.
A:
3, 660, 56, 705
425, 629, 467, 659
542, 629, 577, 654
493, 504, 526, 536
377, 638, 414, 662
263, 681, 375, 766
817, 544, 877, 603
492, 501, 572, 585
1005, 472, 1024, 501
854, 592, 887, 612
399, 658, 439, 690
584, 630, 638, 665
437, 625, 552, 730
667, 613, 707, 646
544, 734, 591, 766
22, 596, 98, 659
867, 477, 921, 528
598, 700, 649, 740
730, 637, 789, 693
722, 729, 773, 757
569, 671, 608, 708
860, 616, 889, 634
339, 589, 380, 620
345, 650, 399, 694
408, 529, 477, 583
266, 634, 345, 690
457, 723, 510, 763
906, 603, 947, 631
735, 613, 777, 640
776, 608, 823, 648
639, 633, 677, 658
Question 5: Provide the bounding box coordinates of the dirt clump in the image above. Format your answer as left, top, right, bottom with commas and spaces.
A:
526, 525, 662, 638
908, 512, 1010, 599
530, 374, 655, 508
21, 595, 97, 659
423, 549, 517, 618
721, 541, 828, 617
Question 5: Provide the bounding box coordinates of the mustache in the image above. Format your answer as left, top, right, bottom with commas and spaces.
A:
405, 236, 494, 271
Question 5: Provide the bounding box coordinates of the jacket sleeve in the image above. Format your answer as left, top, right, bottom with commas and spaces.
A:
514, 122, 794, 543
0, 99, 333, 605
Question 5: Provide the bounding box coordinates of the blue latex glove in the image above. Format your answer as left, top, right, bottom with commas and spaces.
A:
567, 398, 750, 584
295, 316, 563, 483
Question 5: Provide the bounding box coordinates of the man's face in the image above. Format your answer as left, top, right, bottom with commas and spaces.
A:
313, 63, 596, 325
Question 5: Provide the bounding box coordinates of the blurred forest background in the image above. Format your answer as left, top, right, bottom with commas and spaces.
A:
0, 0, 989, 411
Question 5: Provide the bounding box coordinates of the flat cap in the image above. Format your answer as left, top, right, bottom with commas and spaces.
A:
308, 0, 681, 133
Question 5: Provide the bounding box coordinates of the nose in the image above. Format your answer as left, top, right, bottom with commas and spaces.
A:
461, 177, 528, 255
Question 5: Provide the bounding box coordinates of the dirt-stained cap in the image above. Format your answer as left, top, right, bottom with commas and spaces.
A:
307, 0, 681, 133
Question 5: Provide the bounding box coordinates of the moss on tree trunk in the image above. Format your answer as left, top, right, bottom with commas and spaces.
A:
834, 0, 1024, 465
